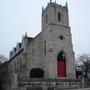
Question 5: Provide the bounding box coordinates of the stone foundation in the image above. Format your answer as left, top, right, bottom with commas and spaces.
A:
19, 79, 81, 90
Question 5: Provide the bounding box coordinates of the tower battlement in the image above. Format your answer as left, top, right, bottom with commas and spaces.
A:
42, 1, 69, 30
42, 1, 68, 13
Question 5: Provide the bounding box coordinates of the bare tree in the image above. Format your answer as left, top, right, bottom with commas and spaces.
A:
0, 55, 8, 90
77, 54, 90, 78
0, 55, 8, 63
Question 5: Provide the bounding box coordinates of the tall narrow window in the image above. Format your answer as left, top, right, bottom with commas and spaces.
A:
20, 58, 22, 72
15, 61, 17, 73
58, 13, 61, 22
44, 41, 46, 55
46, 14, 48, 24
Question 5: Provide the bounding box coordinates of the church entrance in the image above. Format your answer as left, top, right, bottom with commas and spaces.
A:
30, 68, 44, 78
57, 51, 66, 77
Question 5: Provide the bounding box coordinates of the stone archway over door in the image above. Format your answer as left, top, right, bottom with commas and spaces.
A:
30, 68, 44, 78
57, 51, 66, 77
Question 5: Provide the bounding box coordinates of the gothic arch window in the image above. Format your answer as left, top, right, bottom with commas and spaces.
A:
57, 51, 66, 77
57, 51, 66, 60
58, 12, 61, 22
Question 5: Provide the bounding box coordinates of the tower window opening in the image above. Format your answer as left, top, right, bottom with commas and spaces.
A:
58, 13, 61, 22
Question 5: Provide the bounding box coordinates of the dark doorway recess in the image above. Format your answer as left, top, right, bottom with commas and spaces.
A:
30, 68, 44, 78
57, 51, 66, 77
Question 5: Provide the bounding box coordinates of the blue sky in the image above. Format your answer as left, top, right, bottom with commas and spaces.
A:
0, 0, 90, 58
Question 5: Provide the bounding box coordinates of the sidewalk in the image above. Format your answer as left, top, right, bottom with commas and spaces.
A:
67, 88, 90, 90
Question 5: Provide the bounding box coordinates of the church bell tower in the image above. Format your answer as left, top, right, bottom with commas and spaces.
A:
42, 1, 76, 79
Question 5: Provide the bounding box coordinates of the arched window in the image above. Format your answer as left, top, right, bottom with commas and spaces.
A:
57, 51, 66, 77
57, 51, 65, 61
58, 12, 61, 22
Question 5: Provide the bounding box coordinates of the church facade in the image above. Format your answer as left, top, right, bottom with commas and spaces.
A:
8, 1, 78, 90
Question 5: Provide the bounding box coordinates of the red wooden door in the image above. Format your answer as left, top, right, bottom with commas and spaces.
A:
57, 60, 66, 77
57, 52, 66, 77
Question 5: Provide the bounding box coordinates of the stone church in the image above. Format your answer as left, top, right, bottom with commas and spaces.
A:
8, 1, 80, 90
